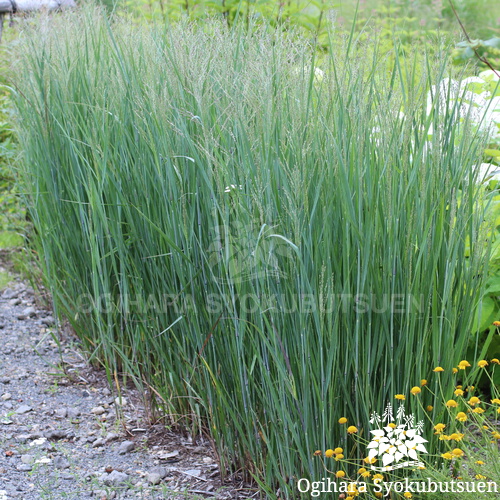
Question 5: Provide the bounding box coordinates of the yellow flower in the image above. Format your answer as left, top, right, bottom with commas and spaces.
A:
313, 450, 322, 456
358, 467, 367, 474
454, 389, 464, 397
492, 432, 500, 439
469, 396, 480, 406
421, 379, 428, 386
426, 405, 434, 411
472, 407, 485, 414
325, 449, 334, 458
446, 399, 458, 408
334, 447, 343, 454
456, 412, 467, 422
476, 474, 487, 480
493, 321, 500, 326
404, 493, 413, 499
458, 360, 471, 370
434, 423, 446, 434
336, 470, 346, 478
347, 425, 358, 434
452, 368, 458, 374
334, 454, 344, 460
466, 386, 475, 392
338, 417, 347, 424
346, 497, 354, 500
497, 408, 500, 414
441, 452, 453, 459
375, 493, 383, 499
491, 398, 500, 405
364, 456, 376, 464
361, 471, 371, 478
452, 448, 464, 457
476, 460, 485, 465
373, 473, 384, 483
439, 434, 450, 441
491, 358, 500, 364
388, 422, 396, 428
478, 360, 488, 368
410, 387, 421, 395
395, 394, 406, 400
347, 483, 358, 495
433, 366, 444, 372
449, 433, 464, 441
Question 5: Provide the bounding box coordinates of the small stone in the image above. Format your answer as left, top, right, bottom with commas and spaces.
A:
67, 408, 80, 419
150, 466, 168, 479
98, 470, 129, 486
17, 307, 36, 320
114, 396, 127, 406
15, 434, 31, 443
41, 316, 55, 326
102, 388, 111, 396
146, 472, 162, 485
184, 469, 202, 478
1, 393, 11, 401
105, 432, 119, 443
92, 438, 106, 448
2, 288, 18, 300
16, 464, 32, 472
44, 429, 68, 440
55, 408, 68, 418
117, 440, 135, 455
15, 405, 32, 414
9, 298, 21, 306
53, 456, 70, 469
20, 455, 34, 464
91, 406, 105, 415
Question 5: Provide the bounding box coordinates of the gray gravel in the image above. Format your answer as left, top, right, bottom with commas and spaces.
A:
0, 280, 253, 499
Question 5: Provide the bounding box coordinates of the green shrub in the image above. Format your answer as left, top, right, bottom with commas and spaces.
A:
13, 7, 492, 497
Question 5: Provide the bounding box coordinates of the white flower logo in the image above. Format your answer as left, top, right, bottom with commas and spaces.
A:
367, 403, 428, 471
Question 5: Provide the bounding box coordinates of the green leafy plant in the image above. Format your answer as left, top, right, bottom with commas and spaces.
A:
11, 6, 493, 497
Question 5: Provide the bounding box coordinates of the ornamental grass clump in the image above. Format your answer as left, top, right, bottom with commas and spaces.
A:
11, 6, 493, 497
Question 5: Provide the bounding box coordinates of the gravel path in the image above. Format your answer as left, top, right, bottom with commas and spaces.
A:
0, 277, 254, 500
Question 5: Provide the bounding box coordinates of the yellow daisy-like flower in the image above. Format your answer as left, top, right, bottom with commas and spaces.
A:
358, 467, 367, 475
458, 360, 471, 370
476, 460, 485, 465
449, 433, 464, 441
491, 398, 500, 405
336, 470, 346, 478
472, 407, 485, 414
446, 399, 458, 408
454, 389, 464, 397
476, 474, 487, 480
426, 405, 434, 411
313, 450, 322, 456
375, 493, 383, 499
493, 321, 500, 326
388, 422, 397, 429
325, 449, 334, 458
334, 454, 344, 460
478, 360, 488, 368
361, 471, 371, 478
452, 448, 464, 457
498, 408, 500, 414
469, 396, 480, 406
334, 447, 343, 454
410, 386, 421, 395
373, 473, 384, 483
441, 452, 453, 459
452, 367, 458, 374
338, 417, 347, 424
347, 425, 358, 434
434, 423, 446, 434
347, 483, 358, 495
395, 394, 406, 400
456, 412, 467, 422
491, 358, 500, 364
404, 493, 413, 499
346, 497, 354, 500
433, 367, 444, 372
492, 432, 500, 439
364, 456, 376, 464
421, 379, 428, 386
